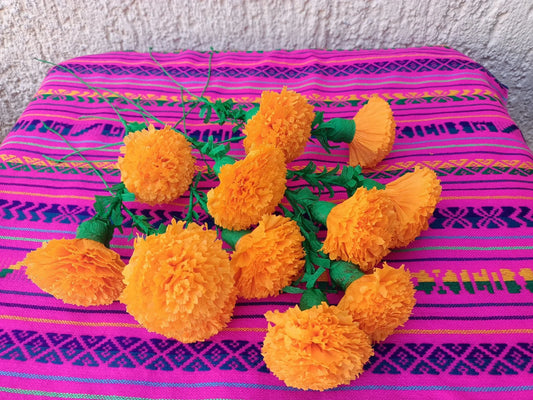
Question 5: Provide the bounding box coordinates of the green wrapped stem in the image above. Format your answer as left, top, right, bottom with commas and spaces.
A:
309, 201, 336, 225
299, 288, 329, 310
221, 228, 251, 250
330, 260, 364, 291
321, 118, 356, 143
76, 217, 114, 248
213, 155, 236, 175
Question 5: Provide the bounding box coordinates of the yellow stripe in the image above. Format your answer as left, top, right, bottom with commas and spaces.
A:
2, 315, 529, 335
223, 327, 267, 332
441, 195, 533, 201
19, 113, 88, 122
0, 314, 267, 333
0, 190, 93, 201
395, 329, 533, 335
36, 89, 503, 105
71, 52, 476, 68
0, 315, 142, 328
1, 154, 117, 170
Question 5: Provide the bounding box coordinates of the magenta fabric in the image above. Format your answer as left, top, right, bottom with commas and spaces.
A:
0, 47, 532, 399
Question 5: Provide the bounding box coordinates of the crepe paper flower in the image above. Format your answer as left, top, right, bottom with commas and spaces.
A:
14, 217, 125, 307
117, 124, 196, 206
383, 167, 442, 248
19, 238, 126, 307
313, 95, 395, 168
337, 262, 416, 343
350, 95, 396, 168
262, 302, 373, 391
207, 145, 287, 231
15, 218, 125, 307
225, 214, 306, 299
243, 87, 315, 162
314, 186, 398, 272
120, 220, 237, 343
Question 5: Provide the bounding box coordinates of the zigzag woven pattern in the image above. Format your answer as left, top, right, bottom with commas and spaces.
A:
0, 46, 532, 399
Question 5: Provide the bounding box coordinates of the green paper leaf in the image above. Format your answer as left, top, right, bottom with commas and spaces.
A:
120, 187, 136, 202
362, 178, 386, 190
282, 286, 305, 294
110, 205, 124, 228
126, 122, 147, 134
156, 224, 167, 234
304, 266, 327, 289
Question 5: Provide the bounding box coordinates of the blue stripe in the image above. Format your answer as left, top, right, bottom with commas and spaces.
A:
43, 79, 502, 97
47, 70, 495, 87
0, 289, 53, 297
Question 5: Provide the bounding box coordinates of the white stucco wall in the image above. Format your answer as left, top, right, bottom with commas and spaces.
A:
1, 0, 532, 147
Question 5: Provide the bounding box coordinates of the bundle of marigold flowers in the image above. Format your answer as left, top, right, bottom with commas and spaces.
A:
10, 73, 445, 393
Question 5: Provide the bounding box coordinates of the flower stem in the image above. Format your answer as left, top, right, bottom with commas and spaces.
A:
221, 228, 251, 250
314, 118, 356, 143
329, 261, 364, 291
76, 217, 114, 247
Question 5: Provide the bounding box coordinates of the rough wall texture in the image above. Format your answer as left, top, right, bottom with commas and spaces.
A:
1, 0, 532, 147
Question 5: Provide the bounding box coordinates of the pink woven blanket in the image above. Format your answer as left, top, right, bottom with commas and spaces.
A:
0, 47, 532, 399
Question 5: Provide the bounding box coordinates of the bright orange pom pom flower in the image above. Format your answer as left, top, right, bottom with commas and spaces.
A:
384, 166, 442, 248
243, 87, 315, 162
337, 262, 416, 343
231, 214, 305, 299
207, 146, 287, 230
262, 303, 373, 391
350, 94, 396, 168
120, 220, 237, 343
117, 124, 196, 205
322, 186, 398, 272
17, 238, 125, 306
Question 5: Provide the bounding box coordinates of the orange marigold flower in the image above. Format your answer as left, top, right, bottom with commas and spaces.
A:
117, 124, 196, 206
262, 303, 373, 391
231, 214, 305, 299
17, 238, 125, 306
207, 146, 287, 230
384, 166, 442, 247
243, 87, 315, 162
322, 186, 398, 272
120, 220, 237, 343
349, 94, 396, 168
337, 262, 416, 343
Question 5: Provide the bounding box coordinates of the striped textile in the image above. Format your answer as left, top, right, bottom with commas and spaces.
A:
0, 46, 532, 399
